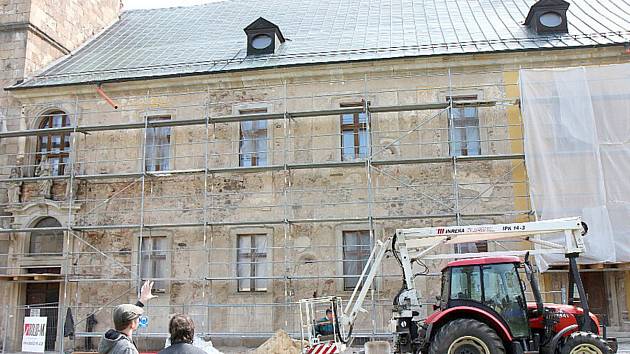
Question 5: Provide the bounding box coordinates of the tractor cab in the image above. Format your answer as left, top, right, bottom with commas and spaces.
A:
437, 256, 530, 339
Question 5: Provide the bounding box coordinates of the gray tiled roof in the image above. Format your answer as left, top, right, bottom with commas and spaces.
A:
11, 0, 630, 89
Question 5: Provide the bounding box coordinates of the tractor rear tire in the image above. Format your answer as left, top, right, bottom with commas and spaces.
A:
560, 331, 612, 354
428, 318, 506, 354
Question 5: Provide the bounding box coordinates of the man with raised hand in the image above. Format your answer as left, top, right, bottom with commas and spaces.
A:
98, 280, 157, 354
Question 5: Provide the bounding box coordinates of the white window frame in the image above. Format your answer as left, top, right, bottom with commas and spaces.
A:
338, 102, 369, 162
137, 233, 171, 293
236, 234, 268, 292
335, 224, 380, 292
143, 115, 173, 172
446, 95, 482, 157
230, 226, 273, 294
341, 229, 372, 291
233, 103, 273, 168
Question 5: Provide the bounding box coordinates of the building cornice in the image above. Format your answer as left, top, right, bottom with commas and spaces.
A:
7, 45, 629, 100
0, 21, 70, 55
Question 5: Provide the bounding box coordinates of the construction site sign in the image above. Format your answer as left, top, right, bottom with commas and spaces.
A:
22, 316, 47, 353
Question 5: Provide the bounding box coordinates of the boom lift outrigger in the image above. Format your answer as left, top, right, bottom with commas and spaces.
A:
300, 217, 616, 354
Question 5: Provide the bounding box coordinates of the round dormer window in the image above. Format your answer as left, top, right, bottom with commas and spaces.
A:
252, 34, 273, 49
540, 12, 563, 27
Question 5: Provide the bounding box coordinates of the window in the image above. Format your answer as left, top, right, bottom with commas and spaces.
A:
482, 263, 529, 338
342, 230, 371, 290
450, 266, 482, 302
447, 96, 481, 156
37, 110, 70, 176
144, 116, 171, 172
341, 106, 368, 161
140, 236, 168, 291
0, 240, 8, 274
239, 108, 268, 167
237, 234, 268, 292
29, 217, 64, 256
251, 34, 273, 49
456, 241, 488, 254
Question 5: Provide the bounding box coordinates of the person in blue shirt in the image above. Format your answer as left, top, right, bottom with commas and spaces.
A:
315, 309, 335, 336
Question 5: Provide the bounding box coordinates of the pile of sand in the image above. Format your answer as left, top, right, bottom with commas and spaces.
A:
250, 330, 303, 354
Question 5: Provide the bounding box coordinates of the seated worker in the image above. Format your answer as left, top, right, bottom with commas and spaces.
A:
315, 309, 335, 336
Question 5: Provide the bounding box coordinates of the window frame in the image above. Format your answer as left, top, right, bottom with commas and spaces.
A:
0, 239, 8, 275
236, 233, 268, 292
238, 108, 269, 167
36, 111, 71, 176
340, 104, 368, 161
341, 230, 372, 291
139, 235, 169, 293
144, 115, 172, 172
447, 95, 481, 157
28, 217, 64, 257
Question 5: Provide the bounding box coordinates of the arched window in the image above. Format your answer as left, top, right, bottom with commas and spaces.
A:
29, 217, 64, 256
37, 110, 70, 176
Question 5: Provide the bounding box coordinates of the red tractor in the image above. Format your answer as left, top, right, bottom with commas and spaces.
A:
417, 255, 616, 354
300, 217, 616, 354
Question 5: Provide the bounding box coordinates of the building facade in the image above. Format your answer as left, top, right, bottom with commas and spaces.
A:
1, 0, 630, 351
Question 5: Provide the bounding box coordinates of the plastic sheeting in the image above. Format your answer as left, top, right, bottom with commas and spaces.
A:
520, 64, 630, 269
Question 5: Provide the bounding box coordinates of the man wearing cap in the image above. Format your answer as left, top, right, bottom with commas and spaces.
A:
98, 280, 157, 354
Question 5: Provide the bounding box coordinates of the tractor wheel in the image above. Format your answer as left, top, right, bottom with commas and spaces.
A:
560, 332, 612, 354
428, 318, 506, 354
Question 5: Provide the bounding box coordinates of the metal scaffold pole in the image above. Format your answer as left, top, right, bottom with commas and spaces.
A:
363, 73, 379, 338
282, 80, 291, 329
60, 96, 80, 353
138, 91, 150, 314
203, 85, 211, 335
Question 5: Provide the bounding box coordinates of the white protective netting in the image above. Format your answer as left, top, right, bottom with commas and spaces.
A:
520, 63, 630, 269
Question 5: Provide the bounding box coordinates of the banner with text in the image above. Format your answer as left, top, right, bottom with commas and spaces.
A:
22, 316, 47, 353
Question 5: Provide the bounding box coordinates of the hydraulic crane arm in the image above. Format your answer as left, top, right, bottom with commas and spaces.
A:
341, 238, 393, 332
397, 217, 585, 261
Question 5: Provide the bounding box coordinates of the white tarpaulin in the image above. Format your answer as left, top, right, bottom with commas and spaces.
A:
520, 63, 630, 269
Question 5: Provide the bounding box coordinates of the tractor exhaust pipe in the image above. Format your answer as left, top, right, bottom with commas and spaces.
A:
524, 252, 544, 315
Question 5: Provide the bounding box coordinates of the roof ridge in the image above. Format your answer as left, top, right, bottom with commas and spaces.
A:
122, 0, 230, 13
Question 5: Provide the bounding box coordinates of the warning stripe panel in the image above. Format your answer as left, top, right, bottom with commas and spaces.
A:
307, 342, 338, 354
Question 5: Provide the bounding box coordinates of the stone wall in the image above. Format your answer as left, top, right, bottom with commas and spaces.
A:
28, 0, 120, 53
22, 0, 121, 78
0, 0, 30, 24
0, 26, 26, 109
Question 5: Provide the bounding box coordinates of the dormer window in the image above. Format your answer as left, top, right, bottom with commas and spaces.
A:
251, 34, 273, 50
524, 0, 570, 35
244, 17, 285, 56
539, 12, 563, 27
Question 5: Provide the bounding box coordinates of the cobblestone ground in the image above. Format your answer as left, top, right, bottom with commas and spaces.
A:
216, 340, 630, 353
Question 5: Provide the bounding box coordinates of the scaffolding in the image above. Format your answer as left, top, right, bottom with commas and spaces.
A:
0, 67, 531, 351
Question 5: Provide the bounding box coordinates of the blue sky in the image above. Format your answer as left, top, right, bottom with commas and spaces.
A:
123, 0, 221, 10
